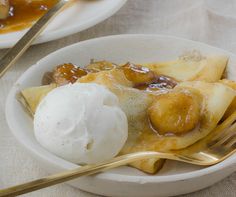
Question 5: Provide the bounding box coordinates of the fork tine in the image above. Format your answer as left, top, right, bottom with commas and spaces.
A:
211, 111, 236, 141
210, 122, 236, 148
224, 132, 236, 148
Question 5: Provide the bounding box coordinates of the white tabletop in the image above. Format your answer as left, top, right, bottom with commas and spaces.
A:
0, 0, 236, 196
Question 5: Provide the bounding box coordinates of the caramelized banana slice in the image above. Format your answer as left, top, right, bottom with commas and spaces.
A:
148, 91, 201, 135
53, 63, 88, 86
122, 63, 156, 84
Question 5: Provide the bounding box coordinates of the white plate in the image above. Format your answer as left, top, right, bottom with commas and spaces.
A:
0, 0, 127, 49
6, 35, 236, 197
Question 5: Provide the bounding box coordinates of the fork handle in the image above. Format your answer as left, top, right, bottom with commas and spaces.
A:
0, 152, 173, 197
0, 0, 69, 78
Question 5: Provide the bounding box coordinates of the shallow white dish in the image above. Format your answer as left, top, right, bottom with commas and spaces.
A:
0, 0, 127, 49
6, 35, 236, 197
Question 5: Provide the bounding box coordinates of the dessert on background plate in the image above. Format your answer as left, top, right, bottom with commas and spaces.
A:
0, 0, 128, 48
0, 0, 58, 34
18, 51, 236, 174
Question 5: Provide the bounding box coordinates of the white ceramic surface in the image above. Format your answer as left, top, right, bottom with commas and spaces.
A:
6, 35, 236, 197
0, 0, 127, 49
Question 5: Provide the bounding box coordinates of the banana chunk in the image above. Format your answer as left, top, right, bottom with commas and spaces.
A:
0, 0, 10, 20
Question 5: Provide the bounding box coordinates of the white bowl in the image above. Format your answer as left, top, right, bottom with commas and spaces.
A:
6, 35, 236, 197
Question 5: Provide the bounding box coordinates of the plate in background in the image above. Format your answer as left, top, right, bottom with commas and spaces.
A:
0, 0, 127, 48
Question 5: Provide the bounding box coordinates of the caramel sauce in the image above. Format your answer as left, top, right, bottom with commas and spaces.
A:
134, 76, 177, 91
44, 61, 178, 90
86, 60, 118, 72
122, 62, 177, 91
52, 63, 88, 86
0, 0, 58, 34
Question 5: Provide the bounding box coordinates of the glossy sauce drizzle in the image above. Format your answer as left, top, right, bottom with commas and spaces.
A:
42, 61, 178, 91
0, 0, 58, 34
42, 63, 89, 86
122, 62, 177, 91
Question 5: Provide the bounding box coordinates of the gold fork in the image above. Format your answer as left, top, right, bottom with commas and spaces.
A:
0, 111, 236, 197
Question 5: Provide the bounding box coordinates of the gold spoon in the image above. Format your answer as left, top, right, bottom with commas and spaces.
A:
0, 0, 72, 78
0, 111, 236, 197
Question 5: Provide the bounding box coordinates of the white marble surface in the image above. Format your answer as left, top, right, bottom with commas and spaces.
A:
0, 0, 236, 196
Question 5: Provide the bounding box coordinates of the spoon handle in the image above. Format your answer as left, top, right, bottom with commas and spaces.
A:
0, 0, 69, 78
0, 152, 168, 197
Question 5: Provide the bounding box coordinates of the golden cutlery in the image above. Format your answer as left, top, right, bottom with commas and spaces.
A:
0, 0, 71, 78
0, 111, 236, 197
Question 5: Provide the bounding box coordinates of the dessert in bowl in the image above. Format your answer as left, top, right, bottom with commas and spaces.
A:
18, 54, 236, 174
6, 35, 236, 197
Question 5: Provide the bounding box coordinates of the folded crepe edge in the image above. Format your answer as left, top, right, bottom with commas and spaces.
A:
16, 92, 34, 118
129, 159, 166, 174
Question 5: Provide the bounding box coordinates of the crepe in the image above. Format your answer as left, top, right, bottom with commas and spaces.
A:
219, 79, 236, 120
78, 70, 235, 173
143, 53, 228, 82
19, 83, 57, 115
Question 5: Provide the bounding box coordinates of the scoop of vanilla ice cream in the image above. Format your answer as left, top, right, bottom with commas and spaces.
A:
34, 83, 128, 164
